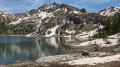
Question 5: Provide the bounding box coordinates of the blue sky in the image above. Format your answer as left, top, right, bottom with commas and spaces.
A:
0, 0, 120, 13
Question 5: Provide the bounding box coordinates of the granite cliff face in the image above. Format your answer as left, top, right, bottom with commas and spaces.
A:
0, 3, 119, 36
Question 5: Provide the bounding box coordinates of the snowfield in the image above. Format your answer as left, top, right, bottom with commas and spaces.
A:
75, 29, 97, 41
9, 17, 30, 25
74, 38, 118, 47
98, 7, 120, 17
65, 29, 75, 35
45, 25, 59, 37
73, 33, 120, 47
75, 25, 103, 40
67, 54, 120, 65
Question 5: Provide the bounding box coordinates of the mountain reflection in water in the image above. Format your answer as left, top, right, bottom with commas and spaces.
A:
0, 36, 75, 65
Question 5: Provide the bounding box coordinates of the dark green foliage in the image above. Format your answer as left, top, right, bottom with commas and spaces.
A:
0, 22, 36, 35
61, 23, 69, 30
80, 24, 84, 29
55, 30, 59, 34
60, 31, 63, 35
0, 22, 8, 34
112, 16, 120, 34
68, 13, 106, 25
103, 19, 112, 35
11, 23, 36, 35
37, 29, 46, 35
94, 15, 120, 38
94, 28, 107, 38
47, 31, 51, 34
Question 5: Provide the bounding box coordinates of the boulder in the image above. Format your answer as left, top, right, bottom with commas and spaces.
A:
81, 50, 89, 56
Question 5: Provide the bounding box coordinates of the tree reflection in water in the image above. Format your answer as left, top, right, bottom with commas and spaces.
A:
0, 36, 73, 65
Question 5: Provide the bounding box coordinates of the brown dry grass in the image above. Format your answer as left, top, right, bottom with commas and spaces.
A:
1, 60, 120, 67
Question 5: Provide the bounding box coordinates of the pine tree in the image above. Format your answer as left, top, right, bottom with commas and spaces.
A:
104, 18, 111, 35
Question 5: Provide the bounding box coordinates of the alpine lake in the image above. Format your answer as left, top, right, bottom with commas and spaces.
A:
0, 36, 76, 65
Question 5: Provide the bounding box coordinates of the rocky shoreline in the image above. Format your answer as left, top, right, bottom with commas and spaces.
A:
1, 52, 120, 67
1, 44, 120, 67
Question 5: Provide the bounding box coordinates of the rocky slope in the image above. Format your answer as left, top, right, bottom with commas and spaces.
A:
0, 3, 119, 37
98, 7, 120, 17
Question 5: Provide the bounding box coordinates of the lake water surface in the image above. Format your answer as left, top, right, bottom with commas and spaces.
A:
0, 36, 76, 65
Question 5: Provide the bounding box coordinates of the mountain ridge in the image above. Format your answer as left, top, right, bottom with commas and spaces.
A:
0, 3, 119, 37
98, 6, 120, 17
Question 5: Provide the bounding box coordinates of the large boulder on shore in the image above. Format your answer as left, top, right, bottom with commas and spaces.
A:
36, 54, 84, 63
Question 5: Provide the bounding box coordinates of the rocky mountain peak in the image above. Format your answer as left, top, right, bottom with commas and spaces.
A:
52, 2, 59, 5
98, 6, 120, 17
36, 2, 86, 13
0, 3, 106, 37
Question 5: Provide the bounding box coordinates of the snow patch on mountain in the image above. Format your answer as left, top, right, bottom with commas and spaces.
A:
2, 15, 7, 21
98, 7, 120, 17
46, 25, 59, 37
36, 11, 54, 32
73, 11, 80, 14
74, 33, 119, 47
55, 9, 61, 12
26, 33, 33, 37
45, 4, 56, 9
75, 29, 97, 40
9, 18, 22, 25
38, 11, 53, 18
108, 33, 120, 39
36, 19, 42, 32
65, 29, 75, 35
9, 17, 29, 25
9, 10, 54, 25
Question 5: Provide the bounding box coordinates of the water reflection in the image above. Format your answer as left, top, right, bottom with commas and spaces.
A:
0, 36, 73, 65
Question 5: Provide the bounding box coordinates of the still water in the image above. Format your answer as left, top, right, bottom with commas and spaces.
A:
0, 36, 75, 65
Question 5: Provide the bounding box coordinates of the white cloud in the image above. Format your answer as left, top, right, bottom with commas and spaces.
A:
0, 0, 46, 13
